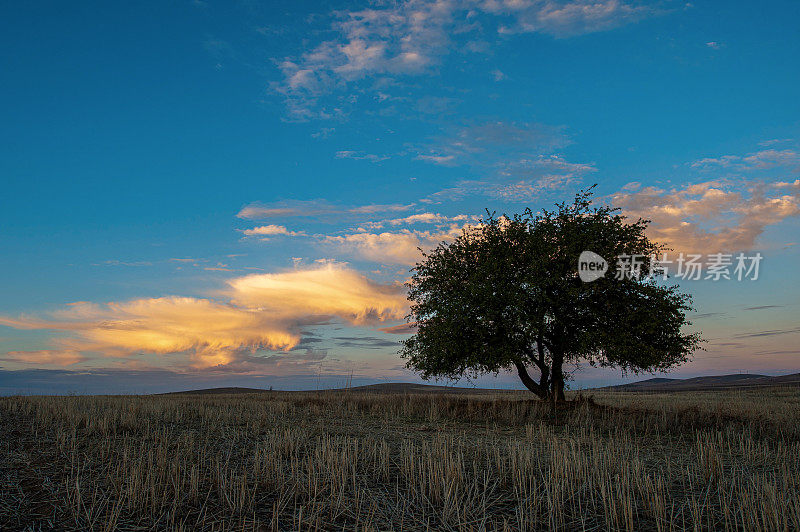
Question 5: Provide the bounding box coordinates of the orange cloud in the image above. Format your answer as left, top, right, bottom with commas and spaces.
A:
611, 180, 800, 253
227, 263, 407, 323
5, 350, 86, 366
0, 265, 408, 369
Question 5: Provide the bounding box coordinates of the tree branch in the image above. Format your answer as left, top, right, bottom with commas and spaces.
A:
514, 360, 548, 399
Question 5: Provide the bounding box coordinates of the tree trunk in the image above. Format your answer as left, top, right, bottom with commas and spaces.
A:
513, 361, 548, 399
552, 376, 565, 402
550, 353, 566, 403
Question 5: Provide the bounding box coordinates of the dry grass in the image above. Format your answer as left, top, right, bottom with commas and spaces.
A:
1, 386, 798, 530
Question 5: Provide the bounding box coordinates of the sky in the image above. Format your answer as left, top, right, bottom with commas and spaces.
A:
1, 0, 799, 394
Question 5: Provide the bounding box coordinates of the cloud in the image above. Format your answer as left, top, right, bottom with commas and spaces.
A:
0, 264, 407, 370
276, 0, 657, 118
170, 257, 206, 263
97, 260, 153, 267
0, 298, 300, 368
405, 120, 595, 202
237, 200, 413, 220
361, 212, 475, 229
415, 154, 456, 165
758, 138, 794, 147
227, 264, 407, 323
411, 121, 594, 202
4, 350, 86, 366
611, 179, 800, 253
491, 68, 506, 81
331, 336, 401, 349
241, 225, 306, 237
377, 322, 418, 334
732, 327, 800, 339
324, 225, 466, 265
335, 150, 390, 162
488, 0, 656, 37
415, 121, 569, 167
280, 0, 456, 85
690, 149, 800, 172
424, 156, 595, 203
349, 203, 415, 214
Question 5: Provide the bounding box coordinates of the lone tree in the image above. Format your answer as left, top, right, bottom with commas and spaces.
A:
401, 188, 701, 401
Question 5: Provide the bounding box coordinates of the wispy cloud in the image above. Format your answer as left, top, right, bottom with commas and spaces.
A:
491, 68, 507, 81
377, 322, 418, 334
488, 0, 657, 37
415, 154, 456, 165
237, 200, 413, 220
335, 150, 390, 162
4, 350, 86, 366
414, 120, 568, 166
361, 212, 476, 230
690, 149, 800, 172
96, 260, 153, 267
732, 327, 800, 339
331, 335, 401, 349
424, 156, 595, 203
275, 0, 659, 118
410, 120, 594, 201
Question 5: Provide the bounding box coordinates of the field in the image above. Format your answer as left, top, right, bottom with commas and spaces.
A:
1, 387, 798, 531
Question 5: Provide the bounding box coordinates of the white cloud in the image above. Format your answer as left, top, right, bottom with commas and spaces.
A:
690, 149, 800, 172
361, 212, 476, 229
415, 154, 456, 165
324, 225, 467, 265
276, 0, 658, 118
241, 225, 306, 237
416, 120, 568, 166
423, 155, 596, 202
349, 203, 415, 214
491, 68, 506, 81
489, 0, 655, 37
335, 150, 390, 162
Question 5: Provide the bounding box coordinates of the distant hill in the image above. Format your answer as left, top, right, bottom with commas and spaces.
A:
160, 373, 800, 396
161, 382, 517, 396
602, 372, 800, 392
161, 387, 271, 395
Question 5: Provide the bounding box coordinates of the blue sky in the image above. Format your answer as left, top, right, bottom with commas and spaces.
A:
1, 0, 799, 393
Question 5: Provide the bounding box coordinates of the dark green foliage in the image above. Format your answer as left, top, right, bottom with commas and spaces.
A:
402, 188, 701, 400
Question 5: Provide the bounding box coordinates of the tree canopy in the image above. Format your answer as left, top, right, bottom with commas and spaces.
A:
401, 189, 701, 401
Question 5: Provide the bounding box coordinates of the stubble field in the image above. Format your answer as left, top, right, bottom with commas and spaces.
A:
1, 386, 798, 531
